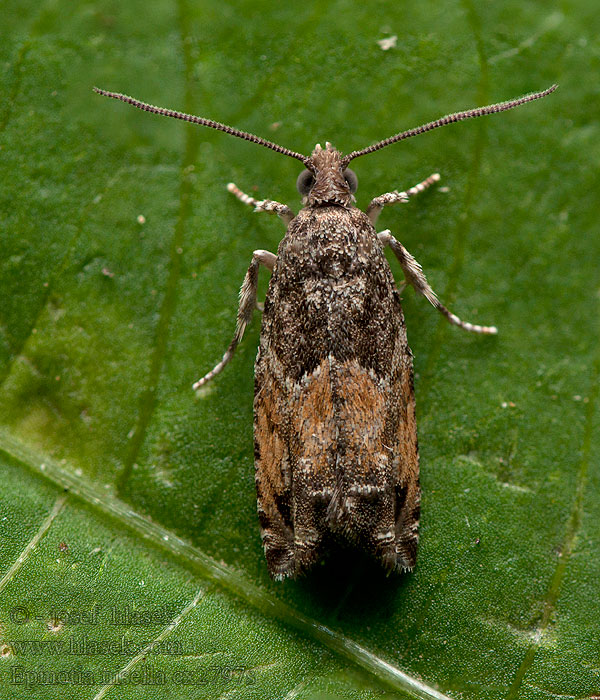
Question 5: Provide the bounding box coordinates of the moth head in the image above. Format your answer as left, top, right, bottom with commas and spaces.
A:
296, 143, 358, 207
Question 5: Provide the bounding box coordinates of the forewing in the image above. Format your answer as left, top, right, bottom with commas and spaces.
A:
254, 206, 420, 577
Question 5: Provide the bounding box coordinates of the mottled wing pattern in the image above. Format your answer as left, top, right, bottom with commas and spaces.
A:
253, 353, 295, 578
254, 206, 420, 579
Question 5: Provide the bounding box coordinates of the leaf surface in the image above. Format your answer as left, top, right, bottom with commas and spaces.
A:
1, 1, 598, 698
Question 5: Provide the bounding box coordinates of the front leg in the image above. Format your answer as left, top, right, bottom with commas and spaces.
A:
379, 230, 497, 335
193, 249, 277, 389
227, 183, 295, 225
367, 173, 440, 224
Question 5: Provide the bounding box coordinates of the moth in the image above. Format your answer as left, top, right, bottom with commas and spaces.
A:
95, 84, 556, 579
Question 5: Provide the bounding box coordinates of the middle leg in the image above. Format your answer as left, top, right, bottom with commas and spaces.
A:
193, 248, 277, 389
379, 230, 497, 335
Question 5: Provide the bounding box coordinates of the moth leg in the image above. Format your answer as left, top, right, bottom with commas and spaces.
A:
378, 230, 498, 335
193, 249, 277, 389
227, 182, 295, 225
367, 173, 440, 224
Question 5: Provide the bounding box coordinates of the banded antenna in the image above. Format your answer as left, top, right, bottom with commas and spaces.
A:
341, 85, 557, 167
93, 87, 312, 168
94, 85, 557, 170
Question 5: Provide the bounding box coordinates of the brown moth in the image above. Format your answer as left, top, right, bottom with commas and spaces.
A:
95, 84, 556, 580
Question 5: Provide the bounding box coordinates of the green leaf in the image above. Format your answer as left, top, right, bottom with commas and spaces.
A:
1, 1, 598, 699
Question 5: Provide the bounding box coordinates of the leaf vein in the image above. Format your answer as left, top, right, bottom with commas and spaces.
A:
91, 587, 206, 700
0, 493, 66, 594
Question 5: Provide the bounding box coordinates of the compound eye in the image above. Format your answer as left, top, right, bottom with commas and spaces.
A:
296, 169, 315, 195
344, 168, 358, 193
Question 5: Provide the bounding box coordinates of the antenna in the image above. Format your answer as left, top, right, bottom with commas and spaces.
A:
341, 85, 557, 167
93, 87, 311, 168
